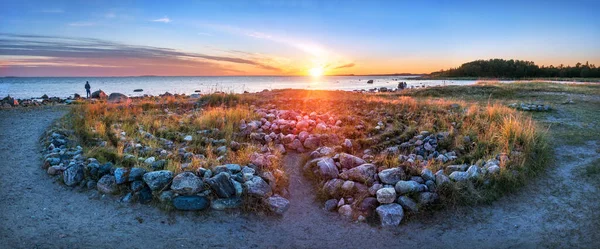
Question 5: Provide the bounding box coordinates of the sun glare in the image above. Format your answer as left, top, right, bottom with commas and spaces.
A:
309, 67, 324, 77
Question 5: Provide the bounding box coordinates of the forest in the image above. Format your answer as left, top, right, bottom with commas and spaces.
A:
430, 59, 600, 78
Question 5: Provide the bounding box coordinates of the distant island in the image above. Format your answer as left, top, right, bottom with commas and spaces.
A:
425, 59, 600, 79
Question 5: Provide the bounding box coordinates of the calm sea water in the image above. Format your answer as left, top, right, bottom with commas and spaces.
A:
0, 76, 481, 99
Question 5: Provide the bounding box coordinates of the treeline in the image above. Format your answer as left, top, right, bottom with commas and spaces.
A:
431, 59, 600, 78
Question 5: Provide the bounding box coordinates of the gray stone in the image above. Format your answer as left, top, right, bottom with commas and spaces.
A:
449, 171, 469, 182
159, 191, 175, 203
447, 164, 468, 173
130, 180, 145, 192
172, 196, 209, 211
421, 168, 435, 182
233, 180, 243, 197
244, 176, 272, 197
324, 199, 338, 211
303, 136, 321, 150
397, 196, 419, 213
376, 187, 397, 204
487, 165, 501, 174
97, 175, 118, 194
466, 165, 481, 179
339, 153, 366, 169
143, 170, 174, 191
151, 160, 167, 170
316, 157, 339, 180
435, 170, 450, 186
323, 178, 345, 198
224, 164, 242, 173
338, 204, 353, 218
107, 92, 129, 103
394, 180, 422, 195
183, 135, 193, 142
418, 192, 439, 205
171, 172, 203, 195
114, 167, 146, 184
63, 163, 84, 187
207, 172, 236, 198
339, 164, 376, 184
211, 197, 242, 210
378, 168, 405, 185
376, 203, 404, 227
425, 180, 436, 192
144, 157, 155, 165
265, 195, 290, 215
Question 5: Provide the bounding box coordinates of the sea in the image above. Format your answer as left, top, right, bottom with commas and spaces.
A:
0, 76, 584, 99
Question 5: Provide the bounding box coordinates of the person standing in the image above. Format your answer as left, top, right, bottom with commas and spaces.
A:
85, 81, 91, 98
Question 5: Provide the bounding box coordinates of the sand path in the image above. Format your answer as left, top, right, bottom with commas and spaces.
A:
0, 107, 598, 248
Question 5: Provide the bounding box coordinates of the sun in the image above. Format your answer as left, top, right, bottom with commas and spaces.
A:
309, 67, 324, 77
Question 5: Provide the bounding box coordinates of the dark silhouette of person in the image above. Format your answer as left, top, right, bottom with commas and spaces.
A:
85, 81, 91, 98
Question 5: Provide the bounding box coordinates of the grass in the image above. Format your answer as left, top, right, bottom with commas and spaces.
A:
63, 82, 600, 215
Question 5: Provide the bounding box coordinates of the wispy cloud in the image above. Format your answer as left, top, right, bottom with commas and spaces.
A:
197, 32, 213, 36
0, 33, 281, 75
333, 63, 355, 69
68, 22, 96, 27
152, 17, 171, 23
105, 12, 116, 19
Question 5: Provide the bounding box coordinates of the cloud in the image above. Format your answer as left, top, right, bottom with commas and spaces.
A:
152, 17, 171, 23
197, 32, 212, 36
333, 63, 355, 69
0, 33, 281, 75
68, 22, 96, 27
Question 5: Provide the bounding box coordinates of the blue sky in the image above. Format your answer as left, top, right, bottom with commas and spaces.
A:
1, 0, 599, 76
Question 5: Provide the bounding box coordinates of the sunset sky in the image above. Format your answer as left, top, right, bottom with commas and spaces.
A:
1, 0, 599, 76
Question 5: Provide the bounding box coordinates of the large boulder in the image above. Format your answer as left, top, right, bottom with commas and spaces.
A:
91, 90, 107, 99
107, 92, 130, 104
378, 168, 405, 185
435, 170, 450, 186
206, 172, 236, 198
449, 171, 469, 182
97, 175, 118, 194
171, 172, 203, 195
339, 153, 366, 169
376, 203, 404, 227
265, 195, 290, 215
63, 163, 84, 186
244, 176, 272, 197
339, 164, 376, 184
323, 178, 345, 198
142, 170, 173, 191
303, 136, 321, 150
172, 196, 209, 211
397, 196, 419, 213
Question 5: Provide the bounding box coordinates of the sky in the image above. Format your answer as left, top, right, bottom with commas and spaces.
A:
0, 0, 599, 76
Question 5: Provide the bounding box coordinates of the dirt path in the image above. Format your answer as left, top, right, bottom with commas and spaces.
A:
0, 107, 598, 248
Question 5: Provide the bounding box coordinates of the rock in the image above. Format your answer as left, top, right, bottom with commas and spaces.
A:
339, 164, 376, 184
211, 197, 242, 210
418, 192, 439, 205
411, 176, 424, 184
138, 186, 153, 204
63, 164, 84, 187
397, 196, 419, 213
107, 92, 130, 103
435, 170, 450, 186
343, 139, 353, 149
357, 197, 379, 215
339, 153, 366, 169
47, 165, 63, 175
144, 157, 156, 165
323, 178, 345, 198
86, 180, 97, 190
316, 157, 339, 180
487, 165, 501, 174
207, 172, 236, 198
425, 180, 436, 192
265, 196, 290, 215
303, 136, 321, 150
421, 168, 435, 182
447, 164, 468, 173
216, 146, 227, 156
151, 160, 167, 170
172, 196, 209, 211
378, 168, 405, 185
338, 205, 353, 218
171, 172, 204, 195
97, 175, 118, 194
143, 170, 174, 191
394, 180, 422, 194
159, 191, 175, 203
449, 171, 469, 182
91, 90, 107, 99
244, 176, 272, 197
324, 199, 338, 211
133, 89, 143, 92
466, 165, 481, 179
369, 183, 383, 195
376, 203, 404, 227
376, 187, 397, 204
224, 164, 242, 173
250, 153, 271, 168
183, 135, 193, 142
341, 180, 355, 193
114, 167, 146, 184
233, 180, 243, 197
130, 180, 145, 192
